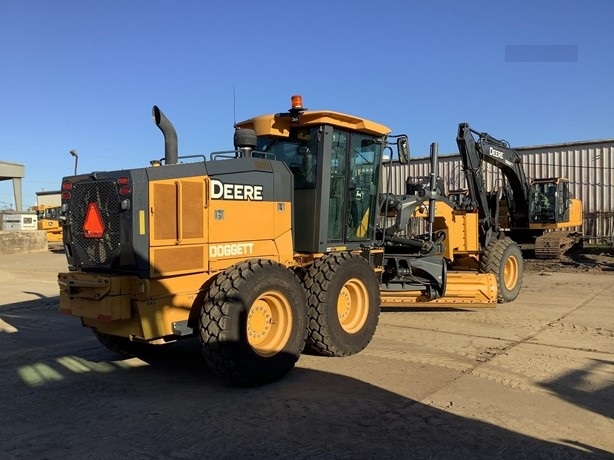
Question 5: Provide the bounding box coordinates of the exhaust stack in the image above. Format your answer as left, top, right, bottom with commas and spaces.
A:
152, 106, 178, 165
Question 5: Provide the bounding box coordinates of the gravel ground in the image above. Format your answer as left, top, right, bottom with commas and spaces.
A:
523, 245, 614, 273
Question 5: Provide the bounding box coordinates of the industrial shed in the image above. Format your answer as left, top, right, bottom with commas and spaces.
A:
382, 138, 614, 243
0, 160, 25, 211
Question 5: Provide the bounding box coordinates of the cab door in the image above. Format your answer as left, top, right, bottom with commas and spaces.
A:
324, 128, 381, 247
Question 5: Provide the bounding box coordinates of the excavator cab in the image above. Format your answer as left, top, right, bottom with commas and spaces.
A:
529, 178, 571, 224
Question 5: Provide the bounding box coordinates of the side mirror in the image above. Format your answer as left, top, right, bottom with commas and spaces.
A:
397, 137, 409, 164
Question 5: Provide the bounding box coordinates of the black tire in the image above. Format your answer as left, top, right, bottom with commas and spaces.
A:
93, 330, 143, 356
480, 237, 523, 303
303, 253, 380, 356
199, 259, 308, 387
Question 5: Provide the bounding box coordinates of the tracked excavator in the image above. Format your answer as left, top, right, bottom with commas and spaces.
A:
454, 123, 583, 258
58, 97, 512, 387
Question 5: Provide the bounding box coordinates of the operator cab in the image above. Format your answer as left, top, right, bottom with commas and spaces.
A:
529, 178, 571, 223
254, 125, 383, 253
35, 206, 61, 220
237, 95, 388, 253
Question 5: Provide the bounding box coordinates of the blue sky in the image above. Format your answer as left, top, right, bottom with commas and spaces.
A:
1, 0, 612, 209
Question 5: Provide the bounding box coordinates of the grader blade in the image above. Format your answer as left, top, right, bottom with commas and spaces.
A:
381, 272, 497, 307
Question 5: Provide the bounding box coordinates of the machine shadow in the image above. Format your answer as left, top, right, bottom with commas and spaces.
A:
0, 295, 59, 310
539, 358, 614, 420
5, 341, 611, 458
1, 306, 611, 458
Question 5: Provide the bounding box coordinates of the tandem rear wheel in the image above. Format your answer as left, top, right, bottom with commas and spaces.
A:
303, 252, 381, 357
199, 259, 308, 387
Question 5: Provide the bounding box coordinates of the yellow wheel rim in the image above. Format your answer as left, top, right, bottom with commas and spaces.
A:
336, 278, 369, 334
503, 255, 519, 290
246, 291, 293, 357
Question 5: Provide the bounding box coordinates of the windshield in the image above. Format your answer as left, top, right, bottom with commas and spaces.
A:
37, 207, 61, 219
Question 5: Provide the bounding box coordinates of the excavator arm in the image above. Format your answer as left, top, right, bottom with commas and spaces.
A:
456, 123, 531, 246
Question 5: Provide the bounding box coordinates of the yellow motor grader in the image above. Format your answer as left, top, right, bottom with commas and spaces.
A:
58, 96, 518, 386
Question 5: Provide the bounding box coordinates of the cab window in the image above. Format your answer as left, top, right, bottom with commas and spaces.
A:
256, 128, 318, 189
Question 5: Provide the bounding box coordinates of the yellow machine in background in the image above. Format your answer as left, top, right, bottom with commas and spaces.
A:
32, 205, 62, 243
450, 123, 582, 259
527, 177, 583, 257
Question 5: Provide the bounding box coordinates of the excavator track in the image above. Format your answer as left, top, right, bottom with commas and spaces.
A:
534, 232, 581, 259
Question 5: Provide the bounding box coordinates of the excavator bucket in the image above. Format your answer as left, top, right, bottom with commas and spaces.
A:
381, 272, 498, 307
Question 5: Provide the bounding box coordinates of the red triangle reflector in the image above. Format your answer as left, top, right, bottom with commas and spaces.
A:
83, 202, 105, 238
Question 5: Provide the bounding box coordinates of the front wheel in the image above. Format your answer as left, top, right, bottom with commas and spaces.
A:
303, 253, 380, 356
199, 259, 308, 387
480, 237, 523, 303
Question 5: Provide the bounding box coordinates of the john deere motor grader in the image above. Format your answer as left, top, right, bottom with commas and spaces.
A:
58, 96, 509, 386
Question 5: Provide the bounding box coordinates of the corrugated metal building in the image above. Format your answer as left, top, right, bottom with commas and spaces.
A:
382, 139, 614, 243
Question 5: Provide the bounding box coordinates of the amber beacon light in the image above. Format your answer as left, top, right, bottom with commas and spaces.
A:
291, 95, 303, 109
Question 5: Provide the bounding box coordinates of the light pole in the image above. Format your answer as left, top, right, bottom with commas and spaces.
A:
69, 149, 78, 175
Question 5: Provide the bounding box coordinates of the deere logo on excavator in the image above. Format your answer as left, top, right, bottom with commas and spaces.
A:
489, 147, 505, 159
83, 202, 105, 238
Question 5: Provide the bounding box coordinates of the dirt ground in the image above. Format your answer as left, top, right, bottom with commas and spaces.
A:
524, 245, 614, 274
0, 248, 613, 459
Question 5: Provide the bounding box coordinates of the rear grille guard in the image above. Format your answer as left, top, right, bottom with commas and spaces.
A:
71, 181, 121, 266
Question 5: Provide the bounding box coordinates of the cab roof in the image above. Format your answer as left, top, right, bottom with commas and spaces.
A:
236, 109, 391, 138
